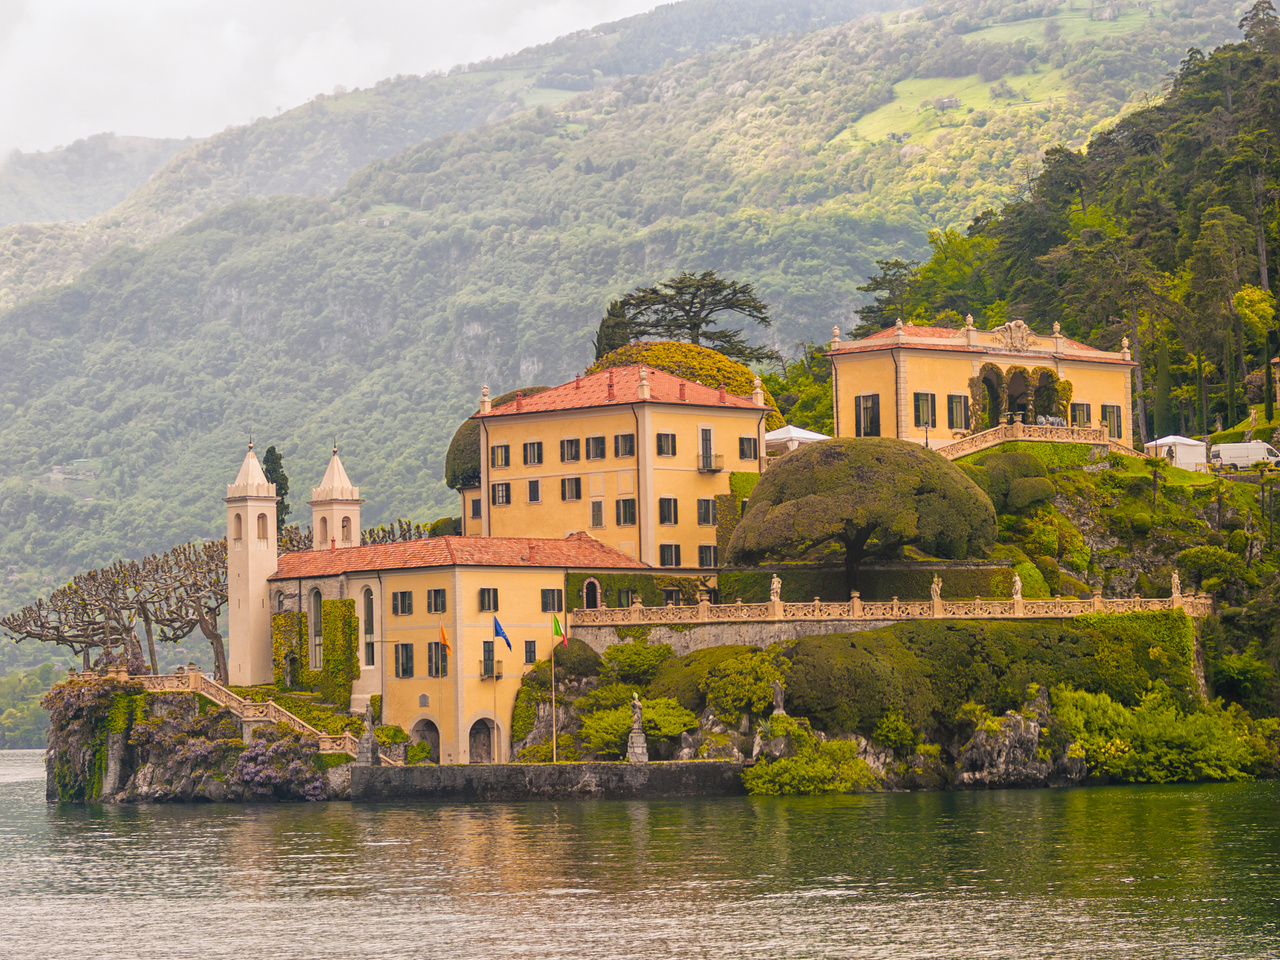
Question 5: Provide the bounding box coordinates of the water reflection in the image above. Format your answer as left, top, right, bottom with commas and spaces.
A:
0, 750, 1276, 959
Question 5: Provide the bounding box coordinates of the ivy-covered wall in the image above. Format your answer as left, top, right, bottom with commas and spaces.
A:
717, 565, 1015, 603
567, 572, 703, 611
271, 599, 360, 708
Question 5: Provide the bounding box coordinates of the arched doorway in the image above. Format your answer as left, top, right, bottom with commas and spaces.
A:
1005, 367, 1030, 422
983, 378, 1001, 429
584, 579, 600, 609
411, 718, 440, 764
469, 719, 493, 764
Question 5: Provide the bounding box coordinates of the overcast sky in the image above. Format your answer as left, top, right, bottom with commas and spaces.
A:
0, 0, 658, 157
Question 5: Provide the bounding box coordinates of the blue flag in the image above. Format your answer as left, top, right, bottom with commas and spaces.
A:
494, 616, 512, 651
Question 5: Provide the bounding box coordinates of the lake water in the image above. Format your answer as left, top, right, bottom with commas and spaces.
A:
1, 750, 1277, 959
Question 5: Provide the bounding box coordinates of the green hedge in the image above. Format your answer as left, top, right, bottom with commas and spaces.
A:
782, 611, 1200, 739
716, 566, 1015, 602
648, 644, 758, 712
566, 572, 701, 611
959, 441, 1095, 470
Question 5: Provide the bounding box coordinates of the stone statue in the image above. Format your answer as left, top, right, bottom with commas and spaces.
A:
1215, 414, 1223, 433
770, 574, 782, 602
626, 692, 649, 763
930, 574, 942, 602
1171, 570, 1181, 598
1012, 572, 1023, 602
771, 679, 786, 716
1251, 408, 1259, 429
630, 691, 643, 731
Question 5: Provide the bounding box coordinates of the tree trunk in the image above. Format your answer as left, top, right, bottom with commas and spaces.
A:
140, 608, 158, 676
1129, 310, 1151, 443
198, 611, 229, 685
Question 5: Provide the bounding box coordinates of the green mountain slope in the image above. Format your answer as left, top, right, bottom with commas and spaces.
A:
0, 0, 896, 312
0, 0, 1239, 617
0, 134, 193, 228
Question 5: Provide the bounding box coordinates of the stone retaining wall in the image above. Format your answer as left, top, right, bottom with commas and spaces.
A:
350, 760, 744, 803
571, 619, 894, 655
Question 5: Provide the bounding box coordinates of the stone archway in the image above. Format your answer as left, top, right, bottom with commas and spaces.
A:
469, 719, 492, 764
411, 718, 440, 764
583, 578, 601, 609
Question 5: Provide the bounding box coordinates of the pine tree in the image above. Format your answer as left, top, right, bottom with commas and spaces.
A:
261, 446, 291, 534
592, 300, 632, 360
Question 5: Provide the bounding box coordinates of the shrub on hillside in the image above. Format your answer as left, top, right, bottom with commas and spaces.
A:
647, 645, 757, 711
602, 640, 673, 685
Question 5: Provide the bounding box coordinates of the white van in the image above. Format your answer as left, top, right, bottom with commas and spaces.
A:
1209, 440, 1280, 471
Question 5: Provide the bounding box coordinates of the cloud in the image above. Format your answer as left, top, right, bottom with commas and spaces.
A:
0, 0, 655, 156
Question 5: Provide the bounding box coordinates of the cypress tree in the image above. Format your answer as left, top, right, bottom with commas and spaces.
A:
261, 446, 291, 534
1226, 332, 1237, 429
1154, 339, 1174, 437
1267, 331, 1275, 425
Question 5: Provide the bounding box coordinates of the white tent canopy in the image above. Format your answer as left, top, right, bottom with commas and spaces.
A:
1150, 435, 1207, 470
765, 424, 831, 454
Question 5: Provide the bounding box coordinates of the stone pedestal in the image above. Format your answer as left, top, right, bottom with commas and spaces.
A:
625, 726, 648, 764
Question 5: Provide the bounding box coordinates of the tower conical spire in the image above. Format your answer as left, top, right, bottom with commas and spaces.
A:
311, 446, 359, 502
227, 443, 274, 498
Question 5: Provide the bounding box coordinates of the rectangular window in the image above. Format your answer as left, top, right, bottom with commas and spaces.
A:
427, 641, 448, 678
560, 438, 580, 462
617, 589, 634, 607
659, 543, 681, 567
615, 498, 637, 526
490, 482, 511, 506
394, 643, 414, 678
482, 639, 495, 678
586, 436, 606, 460
541, 588, 564, 613
1070, 403, 1092, 428
914, 392, 937, 428
527, 479, 541, 503
659, 497, 678, 525
656, 433, 677, 457
738, 436, 758, 460
699, 544, 719, 567
591, 500, 604, 527
426, 589, 446, 614
855, 394, 881, 437
948, 395, 971, 431
524, 640, 537, 665
391, 591, 413, 616
489, 444, 509, 468
479, 587, 498, 612
1102, 404, 1122, 438
662, 588, 682, 605
470, 498, 481, 519
523, 441, 543, 466
614, 433, 636, 458
365, 641, 375, 667
697, 498, 717, 526
561, 477, 582, 501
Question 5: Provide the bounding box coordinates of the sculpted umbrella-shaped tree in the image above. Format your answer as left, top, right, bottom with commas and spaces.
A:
727, 439, 996, 593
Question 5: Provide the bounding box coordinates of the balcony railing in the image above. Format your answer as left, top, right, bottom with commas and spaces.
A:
697, 454, 724, 473
479, 659, 504, 680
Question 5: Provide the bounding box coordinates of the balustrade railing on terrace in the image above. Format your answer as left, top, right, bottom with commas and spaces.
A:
68, 666, 401, 765
935, 422, 1133, 461
568, 590, 1213, 627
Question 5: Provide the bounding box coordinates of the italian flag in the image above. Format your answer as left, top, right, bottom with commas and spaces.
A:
553, 614, 568, 647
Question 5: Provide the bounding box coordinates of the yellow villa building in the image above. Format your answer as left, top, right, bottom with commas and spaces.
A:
826, 318, 1137, 449
463, 365, 772, 571
226, 445, 648, 764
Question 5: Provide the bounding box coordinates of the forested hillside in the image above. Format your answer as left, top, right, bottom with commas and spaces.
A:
0, 0, 896, 312
0, 0, 1241, 617
0, 134, 192, 228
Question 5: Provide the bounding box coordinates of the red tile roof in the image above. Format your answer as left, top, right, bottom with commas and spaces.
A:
828, 324, 1134, 364
270, 532, 648, 580
477, 366, 766, 418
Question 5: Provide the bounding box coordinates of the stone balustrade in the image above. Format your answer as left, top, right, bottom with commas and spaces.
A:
568, 589, 1213, 628
70, 665, 399, 765
935, 422, 1132, 461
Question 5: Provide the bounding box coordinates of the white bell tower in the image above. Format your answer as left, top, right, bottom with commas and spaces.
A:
310, 447, 362, 550
225, 443, 279, 686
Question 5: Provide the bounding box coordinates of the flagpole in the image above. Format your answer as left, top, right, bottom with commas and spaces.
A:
550, 640, 557, 763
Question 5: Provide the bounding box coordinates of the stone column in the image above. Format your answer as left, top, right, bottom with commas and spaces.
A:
850, 591, 862, 619
1092, 590, 1104, 613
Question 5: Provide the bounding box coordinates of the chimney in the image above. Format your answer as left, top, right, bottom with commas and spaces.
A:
574, 374, 581, 390
679, 381, 686, 401
637, 367, 651, 400
479, 385, 491, 414
607, 370, 615, 401
718, 383, 727, 404
752, 376, 764, 406
515, 391, 523, 411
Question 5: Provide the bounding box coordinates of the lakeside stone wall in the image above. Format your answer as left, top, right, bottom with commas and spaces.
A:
572, 619, 893, 656
350, 760, 745, 802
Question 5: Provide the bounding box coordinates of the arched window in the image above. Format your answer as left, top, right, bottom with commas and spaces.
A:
275, 591, 285, 612
341, 516, 352, 543
319, 517, 329, 544
232, 513, 243, 540
257, 513, 268, 539
583, 577, 602, 609
363, 588, 374, 635
311, 590, 323, 669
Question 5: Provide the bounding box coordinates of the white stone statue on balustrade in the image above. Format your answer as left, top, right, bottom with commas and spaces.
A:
930, 574, 942, 602
1012, 572, 1023, 602
1171, 570, 1180, 598
770, 574, 782, 602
